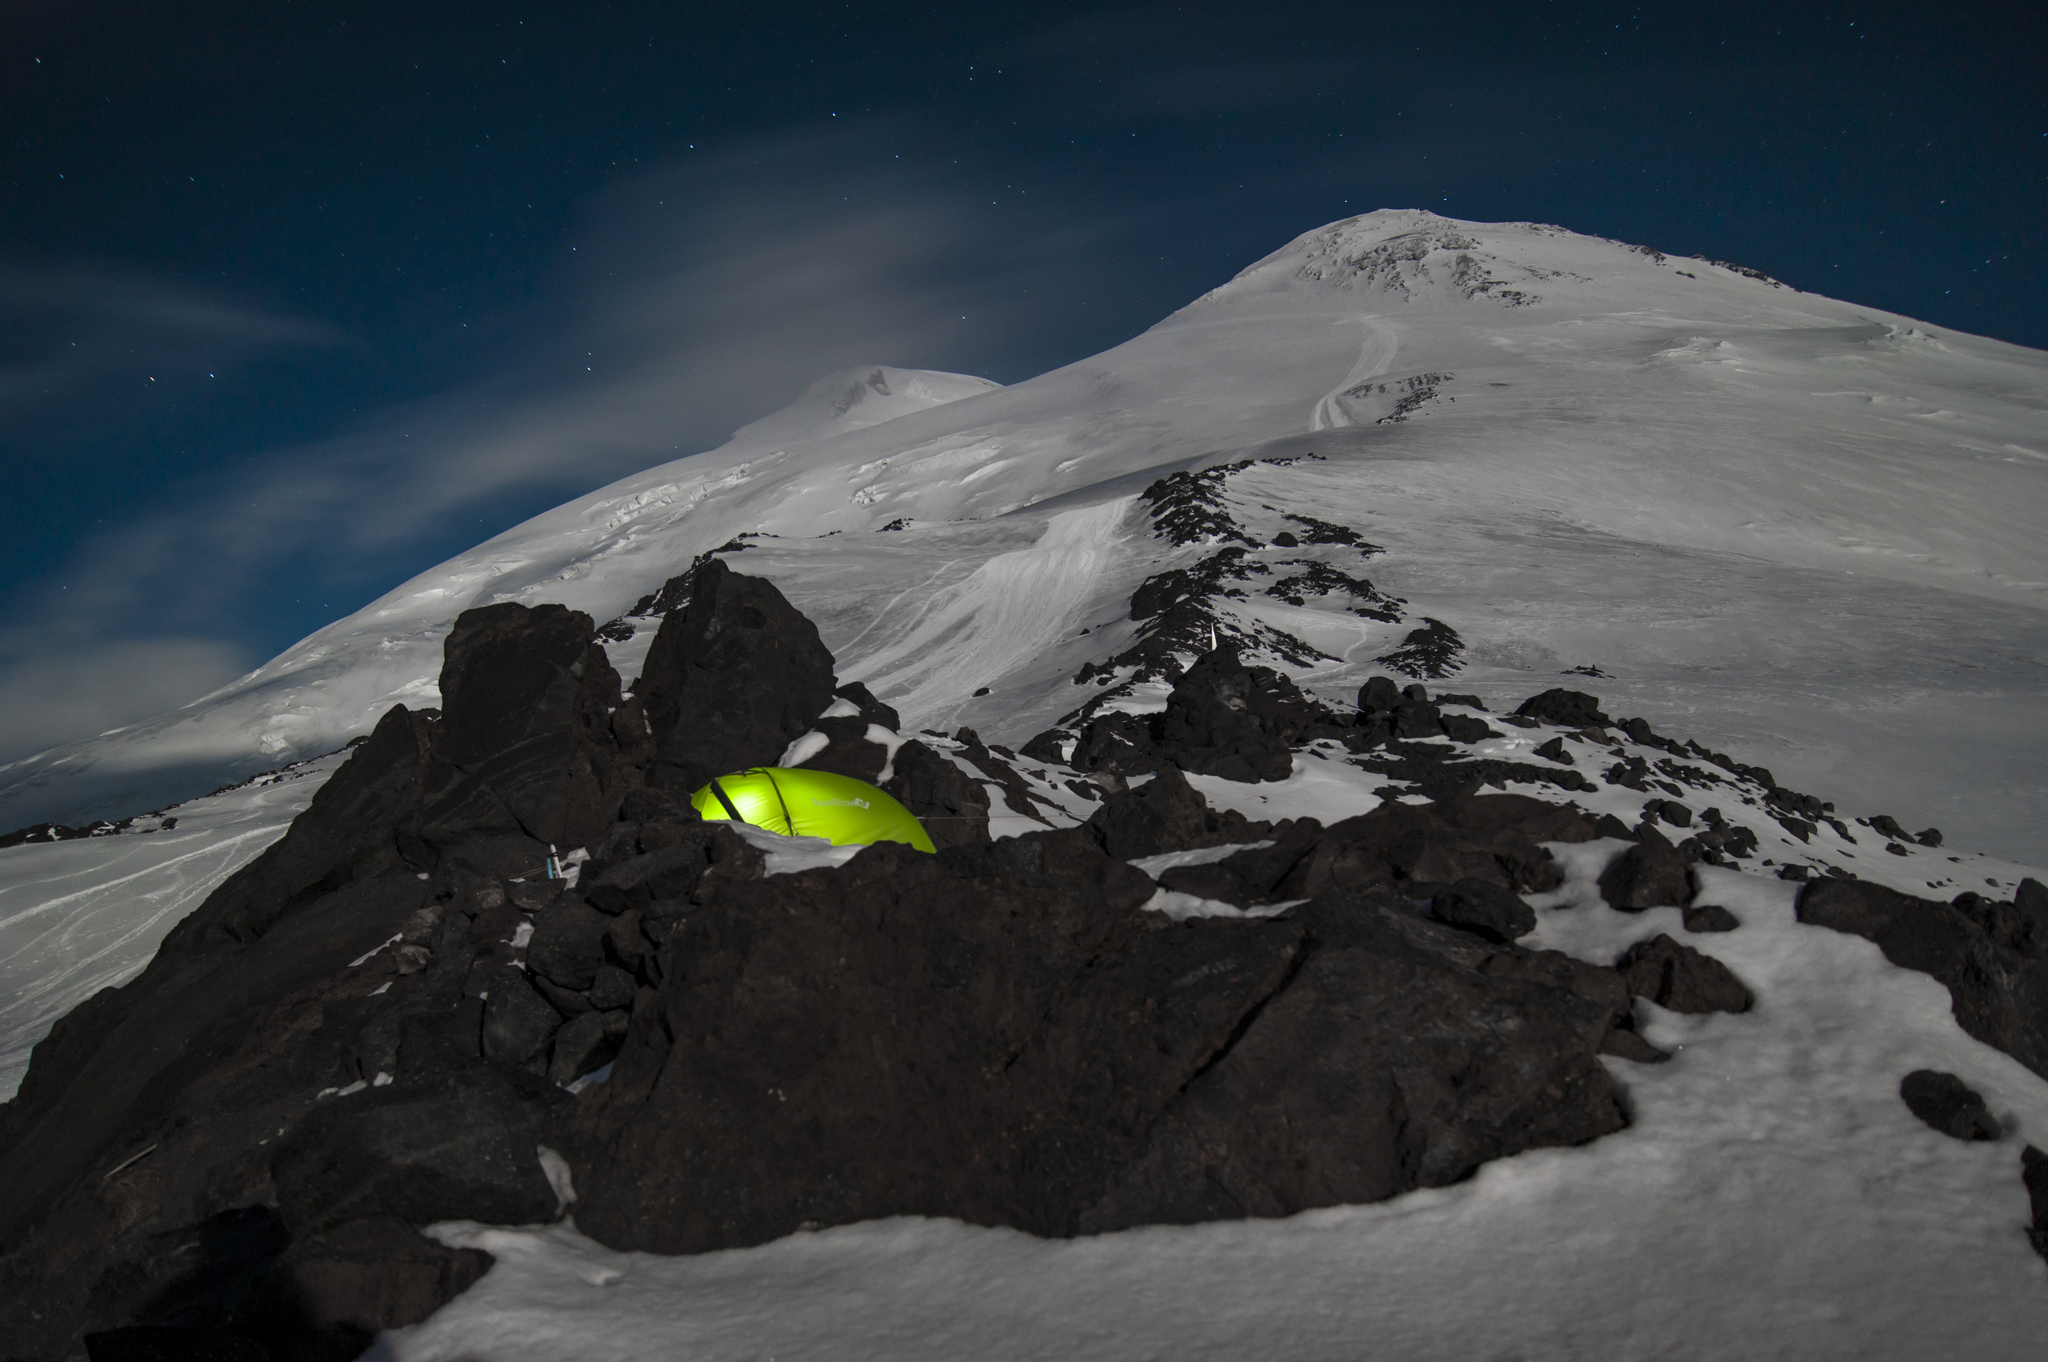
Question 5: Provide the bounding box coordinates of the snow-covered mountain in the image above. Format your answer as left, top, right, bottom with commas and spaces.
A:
7, 212, 2042, 851
2, 210, 2046, 1357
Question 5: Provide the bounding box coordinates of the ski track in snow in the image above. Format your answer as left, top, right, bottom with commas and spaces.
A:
842, 499, 1132, 731
1308, 316, 1399, 431
0, 753, 346, 1098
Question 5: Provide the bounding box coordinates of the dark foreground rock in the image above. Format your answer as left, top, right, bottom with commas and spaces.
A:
1898, 1070, 2000, 1142
1614, 934, 1753, 1014
1598, 825, 1692, 911
1797, 878, 2048, 1081
638, 558, 838, 795
0, 570, 1691, 1358
2025, 1146, 2048, 1261
557, 836, 1629, 1251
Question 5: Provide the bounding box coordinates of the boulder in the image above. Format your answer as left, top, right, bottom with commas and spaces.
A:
1068, 711, 1166, 778
1613, 934, 1752, 1013
527, 900, 615, 992
249, 1216, 493, 1359
548, 1010, 628, 1085
832, 681, 901, 731
1356, 674, 1402, 717
1513, 688, 1611, 729
1085, 765, 1265, 859
1897, 1070, 2000, 1141
794, 715, 891, 785
638, 560, 838, 796
1432, 877, 1537, 943
2025, 1146, 2048, 1261
1598, 827, 1691, 910
1682, 904, 1741, 933
478, 965, 562, 1067
415, 602, 634, 850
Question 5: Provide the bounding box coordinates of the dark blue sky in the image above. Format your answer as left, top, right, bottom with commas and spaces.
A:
1, 0, 2042, 761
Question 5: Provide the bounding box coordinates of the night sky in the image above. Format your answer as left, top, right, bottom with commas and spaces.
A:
2, 1, 2042, 763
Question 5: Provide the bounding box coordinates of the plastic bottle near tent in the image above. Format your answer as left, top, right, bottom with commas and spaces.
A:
690, 767, 937, 853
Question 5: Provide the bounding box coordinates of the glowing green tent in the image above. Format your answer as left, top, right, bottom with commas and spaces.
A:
689, 766, 936, 854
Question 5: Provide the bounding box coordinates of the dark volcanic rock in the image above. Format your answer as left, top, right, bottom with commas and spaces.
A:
1069, 711, 1166, 778
1085, 764, 1267, 859
1514, 688, 1612, 729
478, 966, 562, 1067
638, 559, 838, 796
1431, 877, 1537, 943
1682, 904, 1741, 933
555, 836, 1628, 1253
1375, 617, 1464, 680
272, 1068, 568, 1234
528, 899, 614, 991
882, 739, 990, 848
1154, 646, 1324, 782
790, 715, 891, 785
416, 602, 638, 851
1798, 878, 2048, 1080
1898, 1070, 2001, 1141
1153, 793, 1580, 910
255, 1215, 495, 1358
1597, 826, 1692, 911
2025, 1146, 2048, 1261
832, 681, 901, 731
1613, 934, 1753, 1013
0, 564, 1670, 1360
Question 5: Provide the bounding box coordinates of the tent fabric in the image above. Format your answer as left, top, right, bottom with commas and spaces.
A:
689, 767, 936, 854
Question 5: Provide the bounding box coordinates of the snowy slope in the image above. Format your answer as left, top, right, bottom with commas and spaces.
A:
2, 211, 2043, 1098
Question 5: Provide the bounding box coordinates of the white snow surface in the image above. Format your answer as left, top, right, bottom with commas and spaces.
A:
0, 748, 350, 1098
3, 211, 2047, 1353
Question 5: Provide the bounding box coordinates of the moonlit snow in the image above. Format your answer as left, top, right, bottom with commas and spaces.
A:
2, 211, 2044, 1355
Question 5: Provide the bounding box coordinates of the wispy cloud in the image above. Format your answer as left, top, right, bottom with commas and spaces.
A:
0, 638, 255, 770
0, 125, 1166, 763
0, 267, 338, 418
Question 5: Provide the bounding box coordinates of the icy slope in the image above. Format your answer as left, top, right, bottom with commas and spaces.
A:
1, 210, 2042, 1102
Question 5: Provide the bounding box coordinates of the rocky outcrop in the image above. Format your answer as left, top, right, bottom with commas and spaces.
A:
1613, 934, 1753, 1014
1797, 878, 2048, 1081
1083, 765, 1268, 860
0, 601, 683, 1361
1140, 792, 1583, 912
638, 558, 838, 795
1598, 825, 1693, 911
1060, 645, 1337, 783
0, 570, 1822, 1359
556, 841, 1630, 1252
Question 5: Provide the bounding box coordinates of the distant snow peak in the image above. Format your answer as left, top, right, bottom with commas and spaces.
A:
726, 364, 1003, 450
1292, 213, 1546, 306
831, 367, 892, 416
